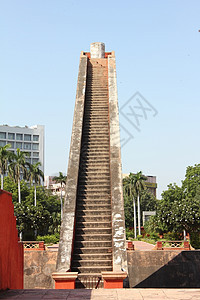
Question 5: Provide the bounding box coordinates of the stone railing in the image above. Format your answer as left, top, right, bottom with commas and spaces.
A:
23, 241, 45, 251
156, 240, 190, 250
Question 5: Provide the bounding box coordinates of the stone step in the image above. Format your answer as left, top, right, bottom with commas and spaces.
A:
73, 253, 112, 261
78, 174, 110, 180
75, 234, 112, 242
80, 151, 109, 155
77, 194, 110, 200
77, 192, 110, 197
76, 227, 112, 235
80, 158, 109, 163
74, 240, 112, 247
77, 203, 111, 210
77, 200, 110, 205
76, 215, 111, 222
72, 260, 112, 267
83, 131, 108, 135
76, 210, 111, 216
71, 266, 112, 274
73, 247, 112, 254
83, 121, 108, 125
82, 137, 109, 141
78, 185, 110, 191
80, 146, 109, 151
76, 222, 111, 229
79, 166, 109, 171
78, 180, 110, 185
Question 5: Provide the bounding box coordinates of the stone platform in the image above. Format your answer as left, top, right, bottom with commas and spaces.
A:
0, 289, 200, 299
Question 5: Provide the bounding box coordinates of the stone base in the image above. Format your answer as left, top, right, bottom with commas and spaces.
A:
101, 272, 127, 289
52, 272, 78, 289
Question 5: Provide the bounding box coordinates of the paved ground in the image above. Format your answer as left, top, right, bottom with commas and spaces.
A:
0, 289, 200, 300
132, 241, 155, 251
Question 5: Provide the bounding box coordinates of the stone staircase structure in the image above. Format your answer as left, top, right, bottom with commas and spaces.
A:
71, 59, 113, 275
56, 43, 127, 288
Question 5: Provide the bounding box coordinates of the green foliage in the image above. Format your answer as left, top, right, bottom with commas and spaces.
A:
124, 182, 157, 228
137, 235, 143, 241
163, 232, 182, 241
182, 164, 200, 197
36, 233, 60, 244
189, 230, 200, 249
152, 165, 200, 246
126, 228, 135, 240
3, 176, 61, 240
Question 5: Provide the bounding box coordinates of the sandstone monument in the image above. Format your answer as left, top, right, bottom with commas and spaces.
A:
53, 43, 127, 288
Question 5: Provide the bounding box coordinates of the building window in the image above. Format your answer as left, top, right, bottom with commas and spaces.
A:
8, 141, 15, 148
24, 134, 31, 141
24, 143, 31, 150
33, 152, 39, 157
16, 134, 23, 140
26, 158, 32, 164
32, 158, 39, 164
32, 143, 39, 150
33, 135, 39, 141
16, 142, 22, 149
0, 132, 6, 139
0, 140, 6, 147
8, 133, 15, 140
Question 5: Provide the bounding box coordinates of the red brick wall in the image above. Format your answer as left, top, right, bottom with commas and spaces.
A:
0, 190, 24, 290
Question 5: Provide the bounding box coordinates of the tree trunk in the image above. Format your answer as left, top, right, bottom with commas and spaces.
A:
137, 194, 141, 235
18, 178, 21, 204
1, 174, 3, 190
60, 184, 63, 220
34, 185, 37, 206
133, 197, 137, 239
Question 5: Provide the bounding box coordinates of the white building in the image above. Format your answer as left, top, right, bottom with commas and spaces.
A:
0, 124, 45, 173
44, 176, 66, 197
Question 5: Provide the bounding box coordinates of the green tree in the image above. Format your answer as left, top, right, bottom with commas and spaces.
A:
123, 172, 147, 237
4, 176, 61, 240
123, 174, 137, 237
182, 164, 200, 197
0, 144, 12, 190
153, 166, 200, 248
28, 162, 44, 206
53, 172, 66, 219
8, 148, 30, 204
154, 183, 184, 234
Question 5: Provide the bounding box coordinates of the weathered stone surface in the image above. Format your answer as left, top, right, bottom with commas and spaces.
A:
56, 53, 87, 272
90, 42, 105, 58
127, 250, 200, 288
24, 251, 57, 289
24, 250, 200, 288
108, 52, 127, 272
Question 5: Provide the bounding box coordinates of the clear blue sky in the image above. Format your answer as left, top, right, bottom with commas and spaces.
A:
1, 1, 200, 198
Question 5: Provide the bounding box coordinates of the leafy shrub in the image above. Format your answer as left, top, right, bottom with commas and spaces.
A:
36, 233, 60, 244
137, 235, 143, 241
126, 228, 135, 240
190, 231, 200, 249
163, 232, 181, 241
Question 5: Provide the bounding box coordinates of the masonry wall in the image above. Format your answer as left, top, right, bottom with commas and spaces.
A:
24, 251, 57, 289
127, 250, 200, 288
0, 190, 24, 290
24, 249, 200, 288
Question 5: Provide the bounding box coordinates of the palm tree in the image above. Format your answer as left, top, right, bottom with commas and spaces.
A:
8, 148, 30, 204
124, 173, 137, 238
131, 171, 147, 236
124, 172, 147, 237
53, 172, 67, 219
0, 144, 12, 190
29, 162, 44, 206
